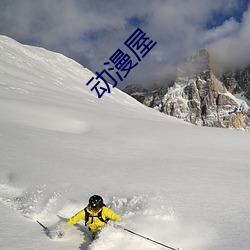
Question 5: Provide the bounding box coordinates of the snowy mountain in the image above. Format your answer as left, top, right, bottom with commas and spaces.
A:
124, 49, 250, 130
217, 65, 250, 100
0, 36, 250, 250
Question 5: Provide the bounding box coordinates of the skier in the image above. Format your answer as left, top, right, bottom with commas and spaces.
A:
66, 194, 121, 239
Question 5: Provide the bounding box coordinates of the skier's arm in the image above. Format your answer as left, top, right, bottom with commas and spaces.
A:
104, 207, 122, 222
67, 209, 85, 225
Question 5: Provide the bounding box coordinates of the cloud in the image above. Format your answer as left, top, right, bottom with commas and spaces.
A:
200, 18, 240, 45
209, 3, 250, 69
0, 0, 249, 88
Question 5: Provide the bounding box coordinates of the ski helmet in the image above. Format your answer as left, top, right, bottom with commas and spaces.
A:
89, 195, 104, 210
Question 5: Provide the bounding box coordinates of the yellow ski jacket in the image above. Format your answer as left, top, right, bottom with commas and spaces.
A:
67, 206, 121, 233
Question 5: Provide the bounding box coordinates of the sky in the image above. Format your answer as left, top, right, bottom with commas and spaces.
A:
0, 0, 249, 89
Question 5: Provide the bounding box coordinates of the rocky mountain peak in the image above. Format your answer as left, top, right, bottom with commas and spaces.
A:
123, 49, 250, 130
177, 48, 210, 78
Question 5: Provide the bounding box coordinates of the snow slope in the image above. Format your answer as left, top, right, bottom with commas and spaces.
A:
0, 35, 250, 250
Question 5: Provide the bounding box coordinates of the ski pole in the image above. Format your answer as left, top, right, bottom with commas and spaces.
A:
37, 220, 48, 231
122, 227, 180, 250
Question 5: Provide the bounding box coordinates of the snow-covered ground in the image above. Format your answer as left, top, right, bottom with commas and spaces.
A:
0, 36, 250, 250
